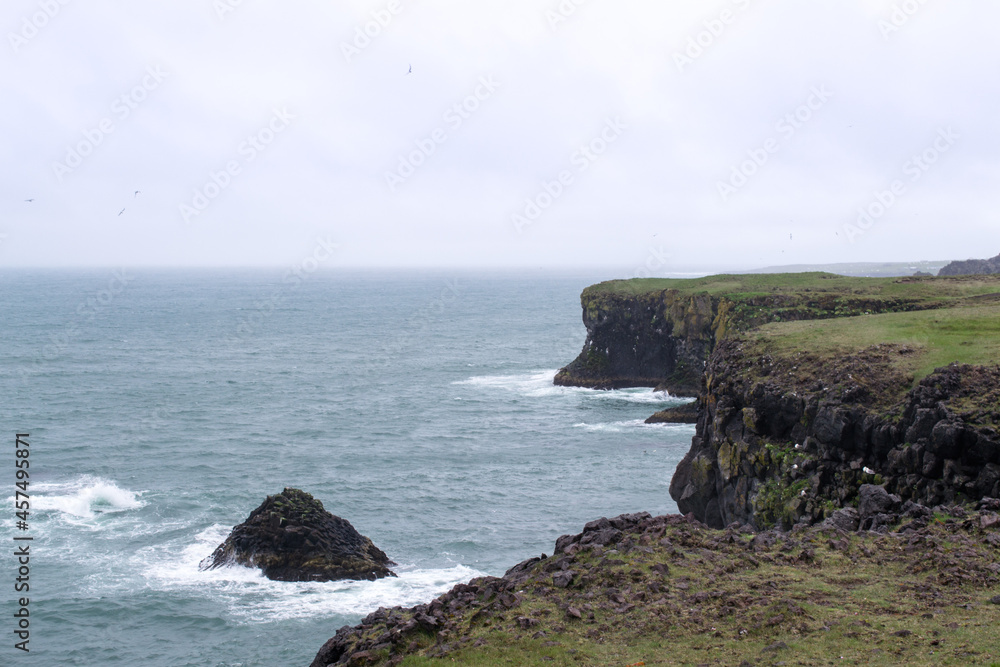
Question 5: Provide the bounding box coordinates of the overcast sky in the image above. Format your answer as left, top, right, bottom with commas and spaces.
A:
1, 1, 998, 271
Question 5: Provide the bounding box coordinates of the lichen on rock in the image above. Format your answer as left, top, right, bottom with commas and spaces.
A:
200, 488, 396, 582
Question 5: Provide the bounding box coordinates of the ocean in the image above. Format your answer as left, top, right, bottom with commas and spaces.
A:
0, 270, 694, 666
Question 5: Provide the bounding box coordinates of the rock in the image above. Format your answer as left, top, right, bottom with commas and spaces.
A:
938, 252, 1000, 276
858, 485, 901, 521
199, 488, 396, 582
763, 641, 788, 652
645, 400, 699, 424
990, 595, 1000, 605
552, 571, 575, 588
821, 507, 860, 532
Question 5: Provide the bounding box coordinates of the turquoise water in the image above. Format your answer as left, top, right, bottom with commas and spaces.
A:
0, 270, 693, 666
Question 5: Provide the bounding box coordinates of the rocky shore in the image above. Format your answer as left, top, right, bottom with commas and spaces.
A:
310, 505, 1000, 666
308, 272, 1000, 665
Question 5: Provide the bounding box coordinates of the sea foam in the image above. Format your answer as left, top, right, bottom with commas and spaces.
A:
455, 370, 683, 405
25, 476, 144, 519
140, 525, 486, 624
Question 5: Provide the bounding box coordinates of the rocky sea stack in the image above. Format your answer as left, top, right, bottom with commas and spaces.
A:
200, 488, 396, 582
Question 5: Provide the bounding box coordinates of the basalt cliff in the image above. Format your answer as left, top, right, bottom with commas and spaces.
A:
553, 274, 934, 396
308, 273, 1000, 667
558, 274, 1000, 529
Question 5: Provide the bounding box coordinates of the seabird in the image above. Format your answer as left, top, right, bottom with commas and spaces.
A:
407, 65, 412, 75
24, 199, 34, 202
118, 208, 125, 216
134, 190, 141, 198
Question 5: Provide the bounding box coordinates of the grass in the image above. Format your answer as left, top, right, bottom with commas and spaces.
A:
747, 304, 1000, 386
327, 514, 1000, 666
584, 273, 1000, 303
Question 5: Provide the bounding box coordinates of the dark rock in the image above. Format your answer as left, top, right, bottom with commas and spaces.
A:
858, 485, 901, 521
552, 571, 575, 588
199, 488, 395, 582
821, 508, 860, 532
938, 253, 1000, 276
645, 400, 699, 424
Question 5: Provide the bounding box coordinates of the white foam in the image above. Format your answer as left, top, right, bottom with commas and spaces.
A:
572, 419, 692, 433
455, 370, 686, 405
140, 525, 487, 624
21, 476, 144, 519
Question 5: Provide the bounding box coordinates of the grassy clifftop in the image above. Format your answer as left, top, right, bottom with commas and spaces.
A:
585, 273, 1000, 406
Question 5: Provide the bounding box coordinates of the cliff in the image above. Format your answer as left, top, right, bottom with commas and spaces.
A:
554, 273, 957, 396
670, 343, 1000, 529
938, 252, 1000, 276
556, 273, 1000, 528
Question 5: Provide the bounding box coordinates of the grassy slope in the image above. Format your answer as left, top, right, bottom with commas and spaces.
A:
749, 304, 1000, 385
331, 515, 1000, 667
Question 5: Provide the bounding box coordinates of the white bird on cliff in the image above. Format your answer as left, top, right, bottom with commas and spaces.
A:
863, 466, 876, 475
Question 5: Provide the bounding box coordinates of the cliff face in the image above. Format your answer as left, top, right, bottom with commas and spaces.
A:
554, 276, 932, 395
669, 340, 1000, 529
554, 289, 720, 395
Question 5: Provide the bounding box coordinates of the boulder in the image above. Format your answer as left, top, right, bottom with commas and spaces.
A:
858, 484, 901, 524
200, 488, 396, 582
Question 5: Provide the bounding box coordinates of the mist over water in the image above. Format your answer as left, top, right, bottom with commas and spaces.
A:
0, 270, 692, 666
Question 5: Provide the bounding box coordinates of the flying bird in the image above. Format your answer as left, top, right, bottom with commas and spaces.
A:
407, 65, 412, 75
134, 190, 141, 198
24, 199, 34, 202
118, 208, 125, 216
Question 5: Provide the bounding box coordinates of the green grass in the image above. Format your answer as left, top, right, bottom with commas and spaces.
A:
750, 304, 1000, 383
585, 272, 1000, 302
329, 515, 1000, 667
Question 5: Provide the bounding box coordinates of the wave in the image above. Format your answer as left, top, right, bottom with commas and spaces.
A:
573, 419, 695, 433
140, 525, 487, 624
454, 370, 686, 405
23, 476, 144, 519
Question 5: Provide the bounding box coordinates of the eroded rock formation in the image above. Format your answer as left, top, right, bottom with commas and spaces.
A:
200, 488, 396, 582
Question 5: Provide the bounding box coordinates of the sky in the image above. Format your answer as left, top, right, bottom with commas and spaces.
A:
1, 0, 998, 272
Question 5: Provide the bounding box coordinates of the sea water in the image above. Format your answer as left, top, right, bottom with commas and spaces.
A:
0, 270, 694, 666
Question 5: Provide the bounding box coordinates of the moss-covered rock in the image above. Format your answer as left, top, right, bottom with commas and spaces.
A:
200, 488, 396, 582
